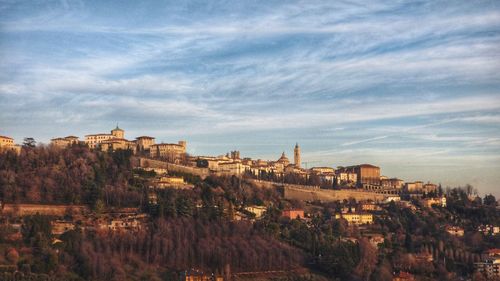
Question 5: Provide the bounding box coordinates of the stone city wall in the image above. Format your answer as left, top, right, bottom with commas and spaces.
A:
136, 157, 210, 179
284, 186, 387, 202
1, 204, 89, 216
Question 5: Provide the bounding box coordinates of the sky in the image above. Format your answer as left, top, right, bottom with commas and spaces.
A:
1, 0, 500, 196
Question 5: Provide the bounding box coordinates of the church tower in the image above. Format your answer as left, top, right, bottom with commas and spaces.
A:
294, 143, 301, 168
111, 125, 124, 139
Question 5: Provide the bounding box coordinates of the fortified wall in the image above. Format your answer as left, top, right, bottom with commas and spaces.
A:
135, 157, 210, 179
284, 186, 387, 202
1, 204, 89, 217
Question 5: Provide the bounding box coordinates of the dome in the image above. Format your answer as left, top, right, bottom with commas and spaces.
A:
277, 152, 290, 165
112, 125, 124, 132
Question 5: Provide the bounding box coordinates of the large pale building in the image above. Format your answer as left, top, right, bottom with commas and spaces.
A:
85, 126, 126, 149
135, 136, 155, 152
218, 161, 249, 176
0, 135, 22, 154
50, 136, 80, 148
422, 183, 438, 194
339, 164, 381, 187
335, 212, 374, 225
381, 178, 405, 189
100, 138, 136, 153
336, 170, 358, 186
84, 126, 139, 153
150, 141, 187, 163
405, 181, 424, 193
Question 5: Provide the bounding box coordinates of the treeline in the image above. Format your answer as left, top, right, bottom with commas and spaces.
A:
0, 145, 141, 208
2, 214, 303, 281
65, 218, 302, 280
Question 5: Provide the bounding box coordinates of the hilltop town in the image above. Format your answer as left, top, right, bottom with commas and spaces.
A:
2, 126, 447, 199
0, 126, 499, 281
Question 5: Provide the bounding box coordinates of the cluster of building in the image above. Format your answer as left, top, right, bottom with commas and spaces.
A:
3, 126, 447, 207
475, 249, 500, 279
51, 126, 187, 164
191, 143, 304, 178
477, 224, 500, 236
181, 269, 224, 281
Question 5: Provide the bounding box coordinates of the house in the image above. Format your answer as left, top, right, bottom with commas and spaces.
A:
445, 226, 464, 237
360, 203, 382, 212
335, 213, 373, 225
51, 220, 75, 235
99, 216, 143, 232
484, 249, 500, 257
475, 254, 500, 279
282, 209, 304, 220
385, 196, 401, 203
181, 269, 223, 281
415, 252, 434, 262
364, 233, 384, 248
478, 225, 500, 236
341, 206, 356, 214
245, 206, 267, 219
393, 271, 415, 281
398, 201, 417, 211
150, 176, 192, 189
422, 197, 446, 208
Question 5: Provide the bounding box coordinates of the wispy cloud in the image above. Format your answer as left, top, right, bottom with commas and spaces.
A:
1, 0, 500, 195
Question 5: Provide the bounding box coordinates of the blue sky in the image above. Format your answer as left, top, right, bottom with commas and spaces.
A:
1, 0, 500, 196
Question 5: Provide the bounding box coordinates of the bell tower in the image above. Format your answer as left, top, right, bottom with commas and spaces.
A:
111, 125, 124, 139
294, 143, 301, 168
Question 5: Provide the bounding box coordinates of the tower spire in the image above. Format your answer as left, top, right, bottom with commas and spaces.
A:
294, 143, 301, 168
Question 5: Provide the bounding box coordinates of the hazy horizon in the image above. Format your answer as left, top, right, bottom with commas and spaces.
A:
1, 1, 500, 197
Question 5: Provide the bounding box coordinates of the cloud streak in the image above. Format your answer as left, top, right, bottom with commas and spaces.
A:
1, 0, 500, 195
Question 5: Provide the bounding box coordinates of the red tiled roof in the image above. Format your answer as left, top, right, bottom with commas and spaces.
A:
486, 248, 500, 255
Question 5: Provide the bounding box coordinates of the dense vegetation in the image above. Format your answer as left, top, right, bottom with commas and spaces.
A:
0, 145, 140, 208
0, 146, 499, 281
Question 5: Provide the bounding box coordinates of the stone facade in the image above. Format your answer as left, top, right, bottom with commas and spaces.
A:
85, 126, 127, 149
0, 135, 21, 154
150, 141, 187, 163
136, 136, 155, 152
335, 212, 373, 225
51, 136, 80, 147
282, 209, 304, 219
